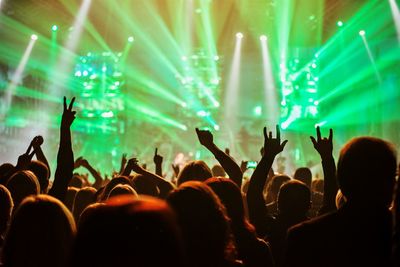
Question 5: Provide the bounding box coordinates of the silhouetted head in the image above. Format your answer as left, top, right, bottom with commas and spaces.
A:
131, 174, 159, 197
3, 194, 76, 267
99, 176, 132, 201
70, 196, 185, 267
337, 137, 397, 207
65, 187, 79, 211
68, 175, 84, 188
0, 163, 14, 180
211, 165, 226, 177
6, 170, 40, 209
278, 180, 311, 218
72, 187, 97, 222
267, 175, 291, 202
167, 181, 235, 267
205, 178, 245, 226
0, 185, 13, 237
28, 160, 49, 193
108, 183, 138, 199
312, 179, 324, 194
177, 160, 212, 186
294, 167, 312, 188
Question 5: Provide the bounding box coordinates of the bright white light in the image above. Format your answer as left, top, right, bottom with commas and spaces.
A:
214, 55, 220, 61
260, 35, 267, 41
236, 32, 243, 39
128, 36, 134, 43
31, 34, 38, 40
359, 30, 366, 36
214, 125, 220, 131
389, 0, 400, 43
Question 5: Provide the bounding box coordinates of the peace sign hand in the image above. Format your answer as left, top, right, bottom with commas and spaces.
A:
62, 96, 76, 127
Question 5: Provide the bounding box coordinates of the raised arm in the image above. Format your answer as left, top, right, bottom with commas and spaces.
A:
118, 153, 127, 175
124, 158, 175, 199
49, 97, 76, 202
310, 126, 337, 214
247, 125, 288, 236
31, 135, 51, 178
195, 128, 243, 187
75, 157, 104, 189
153, 148, 163, 177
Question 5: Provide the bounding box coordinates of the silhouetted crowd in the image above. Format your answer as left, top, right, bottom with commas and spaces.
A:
0, 97, 399, 267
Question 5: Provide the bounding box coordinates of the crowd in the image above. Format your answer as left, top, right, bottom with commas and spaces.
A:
0, 96, 399, 267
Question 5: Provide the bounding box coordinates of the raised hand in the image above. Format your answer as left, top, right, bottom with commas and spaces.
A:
263, 125, 288, 157
171, 163, 180, 177
127, 158, 140, 173
196, 128, 214, 148
240, 160, 249, 173
62, 96, 76, 127
153, 148, 163, 165
31, 135, 44, 148
121, 153, 127, 166
310, 126, 333, 158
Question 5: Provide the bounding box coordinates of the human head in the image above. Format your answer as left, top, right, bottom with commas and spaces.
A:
294, 167, 312, 189
107, 184, 138, 199
211, 165, 226, 177
131, 174, 159, 197
167, 181, 235, 266
278, 180, 311, 217
28, 160, 49, 193
99, 176, 132, 201
337, 137, 397, 207
267, 175, 291, 202
72, 187, 97, 222
0, 185, 13, 236
3, 194, 76, 267
6, 170, 40, 209
177, 160, 212, 186
70, 196, 185, 267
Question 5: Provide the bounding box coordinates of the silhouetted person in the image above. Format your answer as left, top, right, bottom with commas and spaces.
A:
167, 181, 240, 267
2, 194, 76, 267
6, 170, 40, 210
177, 160, 213, 185
285, 137, 397, 267
27, 160, 49, 194
107, 183, 138, 199
70, 196, 185, 267
206, 177, 275, 267
0, 185, 13, 246
265, 175, 291, 215
72, 186, 97, 222
131, 174, 159, 197
294, 167, 323, 217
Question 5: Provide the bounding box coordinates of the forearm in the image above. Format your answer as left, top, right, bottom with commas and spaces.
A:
49, 126, 74, 201
155, 163, 162, 177
138, 168, 175, 198
34, 146, 51, 178
207, 144, 243, 187
318, 155, 338, 214
84, 163, 103, 189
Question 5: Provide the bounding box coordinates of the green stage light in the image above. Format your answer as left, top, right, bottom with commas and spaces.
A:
337, 21, 344, 27
52, 25, 58, 31
30, 34, 38, 40
359, 30, 366, 36
128, 36, 134, 43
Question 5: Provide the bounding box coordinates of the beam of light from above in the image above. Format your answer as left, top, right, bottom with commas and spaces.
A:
223, 33, 243, 141
260, 36, 279, 125
360, 32, 382, 84
49, 0, 92, 96
389, 0, 400, 44
4, 35, 37, 114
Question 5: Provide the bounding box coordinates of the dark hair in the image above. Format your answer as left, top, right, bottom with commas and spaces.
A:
99, 176, 132, 201
337, 137, 397, 206
6, 170, 40, 209
72, 187, 97, 222
3, 194, 76, 267
177, 161, 212, 186
131, 174, 159, 197
278, 180, 311, 216
70, 196, 185, 267
0, 185, 13, 237
293, 167, 312, 188
28, 160, 49, 193
167, 181, 236, 267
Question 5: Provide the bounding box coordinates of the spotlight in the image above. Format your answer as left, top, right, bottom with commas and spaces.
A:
236, 32, 243, 39
51, 25, 58, 31
359, 30, 366, 36
31, 34, 38, 40
128, 36, 134, 43
337, 21, 344, 27
260, 35, 267, 41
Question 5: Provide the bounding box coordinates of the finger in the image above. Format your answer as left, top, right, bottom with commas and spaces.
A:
310, 136, 317, 146
316, 126, 321, 141
63, 96, 67, 111
155, 148, 158, 156
26, 143, 33, 154
276, 125, 281, 142
281, 140, 288, 150
68, 97, 76, 110
28, 150, 35, 160
263, 127, 267, 138
269, 131, 272, 139
329, 128, 333, 142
